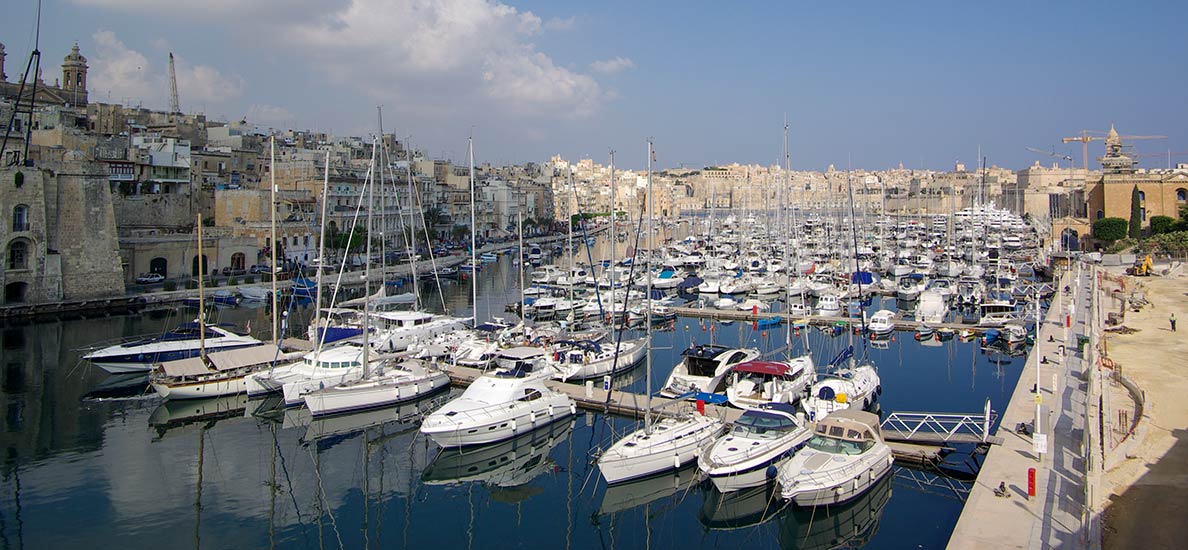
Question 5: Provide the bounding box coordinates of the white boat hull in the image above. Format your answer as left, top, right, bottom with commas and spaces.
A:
303, 371, 450, 416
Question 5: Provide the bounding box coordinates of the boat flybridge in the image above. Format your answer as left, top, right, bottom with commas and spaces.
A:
777, 409, 893, 507
420, 347, 575, 448
659, 344, 761, 398
724, 357, 815, 410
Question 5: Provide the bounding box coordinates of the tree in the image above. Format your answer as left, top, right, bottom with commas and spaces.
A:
1150, 215, 1176, 235
451, 224, 470, 241
1092, 217, 1128, 242
1129, 185, 1142, 239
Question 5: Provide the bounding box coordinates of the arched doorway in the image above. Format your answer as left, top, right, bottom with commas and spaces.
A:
191, 255, 208, 277
230, 252, 246, 271
149, 257, 168, 276
1061, 228, 1080, 252
5, 282, 27, 303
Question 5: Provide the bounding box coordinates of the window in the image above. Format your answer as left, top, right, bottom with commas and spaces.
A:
1177, 188, 1187, 202
1141, 208, 1147, 222
1138, 191, 1146, 203
12, 205, 29, 232
7, 240, 29, 270
1096, 210, 1105, 220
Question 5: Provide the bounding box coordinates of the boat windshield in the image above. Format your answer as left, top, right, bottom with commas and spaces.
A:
731, 412, 797, 440
805, 426, 875, 455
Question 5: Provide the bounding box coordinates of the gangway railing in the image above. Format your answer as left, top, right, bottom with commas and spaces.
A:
880, 399, 1002, 445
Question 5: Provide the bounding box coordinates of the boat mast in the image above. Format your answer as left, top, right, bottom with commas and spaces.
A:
197, 212, 206, 359
783, 118, 793, 359
518, 211, 525, 325
270, 137, 279, 344
644, 138, 654, 431
315, 150, 329, 343
609, 150, 616, 298
362, 136, 377, 377
468, 136, 478, 327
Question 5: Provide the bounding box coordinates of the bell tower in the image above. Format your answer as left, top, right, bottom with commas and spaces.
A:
1, 42, 7, 81
61, 42, 88, 105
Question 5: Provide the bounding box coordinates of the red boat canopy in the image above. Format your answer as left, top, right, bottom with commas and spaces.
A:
731, 360, 790, 376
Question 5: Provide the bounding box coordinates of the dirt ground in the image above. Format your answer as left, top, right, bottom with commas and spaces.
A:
1097, 269, 1188, 550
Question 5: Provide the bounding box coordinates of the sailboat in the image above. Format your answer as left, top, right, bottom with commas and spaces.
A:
150, 182, 301, 400
598, 140, 726, 485
302, 114, 452, 416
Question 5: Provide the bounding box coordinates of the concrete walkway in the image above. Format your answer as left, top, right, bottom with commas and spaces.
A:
948, 267, 1092, 549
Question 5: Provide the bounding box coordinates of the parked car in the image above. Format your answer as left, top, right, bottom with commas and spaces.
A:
135, 273, 165, 284
250, 264, 271, 274
222, 267, 247, 276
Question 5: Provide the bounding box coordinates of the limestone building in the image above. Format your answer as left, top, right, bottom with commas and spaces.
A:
1085, 126, 1188, 226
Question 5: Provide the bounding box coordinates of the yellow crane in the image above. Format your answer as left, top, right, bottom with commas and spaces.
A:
1062, 128, 1167, 172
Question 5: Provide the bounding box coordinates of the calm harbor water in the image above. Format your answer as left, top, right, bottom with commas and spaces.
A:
0, 243, 1026, 549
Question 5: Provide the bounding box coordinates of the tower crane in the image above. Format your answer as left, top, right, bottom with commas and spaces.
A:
168, 52, 180, 116
1061, 127, 1166, 172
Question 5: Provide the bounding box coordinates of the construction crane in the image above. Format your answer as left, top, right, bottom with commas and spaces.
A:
167, 52, 181, 115
1062, 128, 1166, 172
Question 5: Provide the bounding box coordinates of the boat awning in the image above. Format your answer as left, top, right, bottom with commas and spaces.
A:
730, 360, 789, 376
159, 345, 283, 376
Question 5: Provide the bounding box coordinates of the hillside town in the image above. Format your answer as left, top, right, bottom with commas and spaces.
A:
3, 41, 1187, 308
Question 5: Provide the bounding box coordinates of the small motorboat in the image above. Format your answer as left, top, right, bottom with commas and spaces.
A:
777, 409, 893, 506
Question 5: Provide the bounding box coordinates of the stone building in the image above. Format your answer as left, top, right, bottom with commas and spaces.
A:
0, 42, 90, 109
1085, 126, 1188, 226
1, 156, 123, 304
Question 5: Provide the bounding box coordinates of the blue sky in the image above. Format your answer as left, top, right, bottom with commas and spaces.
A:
2, 0, 1185, 171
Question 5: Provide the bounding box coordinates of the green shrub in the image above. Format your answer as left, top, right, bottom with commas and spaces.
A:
1092, 217, 1128, 242
228, 277, 239, 286
163, 281, 177, 292
1129, 186, 1143, 239
185, 280, 198, 290
1150, 215, 1175, 235
206, 278, 218, 288
244, 276, 255, 284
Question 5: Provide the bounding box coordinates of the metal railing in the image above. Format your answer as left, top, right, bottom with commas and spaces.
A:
879, 400, 997, 444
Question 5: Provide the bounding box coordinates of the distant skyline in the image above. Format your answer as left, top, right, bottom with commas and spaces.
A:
2, 0, 1185, 171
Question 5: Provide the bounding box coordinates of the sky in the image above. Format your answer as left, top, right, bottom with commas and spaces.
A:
2, 0, 1186, 171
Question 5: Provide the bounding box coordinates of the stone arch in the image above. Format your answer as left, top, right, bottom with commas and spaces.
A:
1177, 188, 1187, 203
191, 254, 208, 277
149, 257, 168, 276
230, 252, 246, 271
12, 204, 29, 232
1061, 228, 1080, 252
4, 282, 27, 303
7, 239, 30, 270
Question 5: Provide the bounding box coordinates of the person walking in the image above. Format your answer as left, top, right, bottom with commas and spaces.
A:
1171, 313, 1177, 332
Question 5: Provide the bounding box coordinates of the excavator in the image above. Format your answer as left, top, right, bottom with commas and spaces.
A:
1127, 254, 1154, 276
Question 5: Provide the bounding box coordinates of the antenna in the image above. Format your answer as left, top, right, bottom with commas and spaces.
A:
168, 52, 180, 115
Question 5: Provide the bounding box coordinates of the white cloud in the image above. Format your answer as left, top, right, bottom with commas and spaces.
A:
590, 56, 635, 74
286, 0, 605, 118
87, 30, 244, 111
88, 30, 155, 105
544, 16, 576, 31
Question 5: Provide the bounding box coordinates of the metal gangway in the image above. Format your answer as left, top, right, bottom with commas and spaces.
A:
880, 399, 1003, 446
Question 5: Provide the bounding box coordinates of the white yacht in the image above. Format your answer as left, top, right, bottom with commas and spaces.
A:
699, 402, 812, 492
816, 293, 842, 316
244, 341, 376, 402
802, 357, 881, 422
977, 299, 1018, 327
724, 357, 815, 410
598, 412, 725, 485
302, 358, 451, 417
777, 409, 893, 506
867, 310, 895, 336
659, 344, 761, 397
420, 348, 574, 448
83, 321, 260, 373
550, 337, 648, 382
917, 291, 947, 324
370, 311, 469, 352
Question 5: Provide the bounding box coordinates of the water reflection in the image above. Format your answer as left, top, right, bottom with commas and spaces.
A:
777, 474, 892, 550
422, 416, 574, 498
